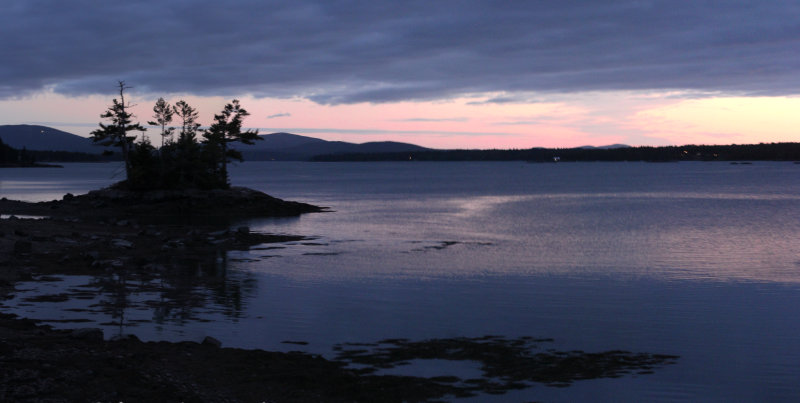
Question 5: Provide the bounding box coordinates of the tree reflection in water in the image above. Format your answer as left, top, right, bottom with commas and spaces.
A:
86, 249, 257, 337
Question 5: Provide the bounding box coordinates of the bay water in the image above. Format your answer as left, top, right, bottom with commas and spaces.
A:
2, 161, 800, 401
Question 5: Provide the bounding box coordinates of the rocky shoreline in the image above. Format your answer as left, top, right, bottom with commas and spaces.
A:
0, 185, 325, 222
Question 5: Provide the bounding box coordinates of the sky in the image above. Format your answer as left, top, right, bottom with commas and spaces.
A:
2, 1, 800, 149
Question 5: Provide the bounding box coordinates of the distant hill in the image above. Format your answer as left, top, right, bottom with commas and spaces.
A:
578, 144, 630, 149
0, 126, 429, 160
4, 125, 800, 163
251, 132, 327, 149
0, 125, 104, 154
237, 132, 429, 160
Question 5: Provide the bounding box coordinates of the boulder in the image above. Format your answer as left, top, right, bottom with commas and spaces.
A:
202, 336, 222, 348
71, 328, 104, 341
111, 239, 133, 249
13, 240, 32, 255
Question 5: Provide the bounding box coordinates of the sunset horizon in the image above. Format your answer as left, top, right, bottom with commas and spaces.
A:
3, 2, 800, 150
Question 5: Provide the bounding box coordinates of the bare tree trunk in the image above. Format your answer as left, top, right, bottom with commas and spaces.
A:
221, 139, 228, 186
117, 81, 133, 179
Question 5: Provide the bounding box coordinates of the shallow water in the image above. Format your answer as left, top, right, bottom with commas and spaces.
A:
3, 161, 800, 401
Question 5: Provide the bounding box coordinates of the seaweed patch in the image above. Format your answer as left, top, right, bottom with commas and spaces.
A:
333, 336, 678, 398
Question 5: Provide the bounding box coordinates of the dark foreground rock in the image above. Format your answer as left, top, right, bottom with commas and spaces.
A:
0, 313, 381, 402
0, 312, 679, 402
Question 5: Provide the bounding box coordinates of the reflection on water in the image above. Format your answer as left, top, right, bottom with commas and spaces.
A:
9, 252, 257, 340
9, 264, 800, 401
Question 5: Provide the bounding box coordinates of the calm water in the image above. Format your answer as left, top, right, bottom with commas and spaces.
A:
2, 161, 800, 401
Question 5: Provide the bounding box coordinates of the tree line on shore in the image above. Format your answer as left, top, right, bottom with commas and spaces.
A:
0, 140, 116, 165
311, 142, 800, 162
91, 81, 260, 190
0, 138, 80, 167
0, 137, 29, 165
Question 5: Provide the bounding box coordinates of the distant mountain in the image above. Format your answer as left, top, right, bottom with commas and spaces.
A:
578, 144, 630, 149
251, 132, 327, 149
0, 126, 428, 160
0, 125, 104, 154
237, 132, 429, 160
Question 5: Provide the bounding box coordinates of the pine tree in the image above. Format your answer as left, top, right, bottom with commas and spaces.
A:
166, 100, 204, 187
147, 97, 174, 148
0, 137, 19, 164
91, 81, 146, 181
202, 100, 261, 187
173, 100, 201, 144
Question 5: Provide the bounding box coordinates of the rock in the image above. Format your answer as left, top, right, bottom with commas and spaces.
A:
13, 240, 32, 255
0, 341, 13, 356
138, 227, 159, 237
111, 239, 133, 248
95, 259, 124, 269
209, 229, 229, 237
202, 336, 222, 348
63, 193, 74, 201
236, 226, 250, 235
53, 237, 78, 245
142, 263, 166, 272
71, 328, 104, 341
110, 334, 140, 342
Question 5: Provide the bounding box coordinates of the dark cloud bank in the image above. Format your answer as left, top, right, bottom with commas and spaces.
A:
2, 1, 800, 103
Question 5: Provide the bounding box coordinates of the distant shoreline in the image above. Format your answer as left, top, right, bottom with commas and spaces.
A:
0, 162, 62, 168
5, 124, 800, 163
311, 142, 800, 162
